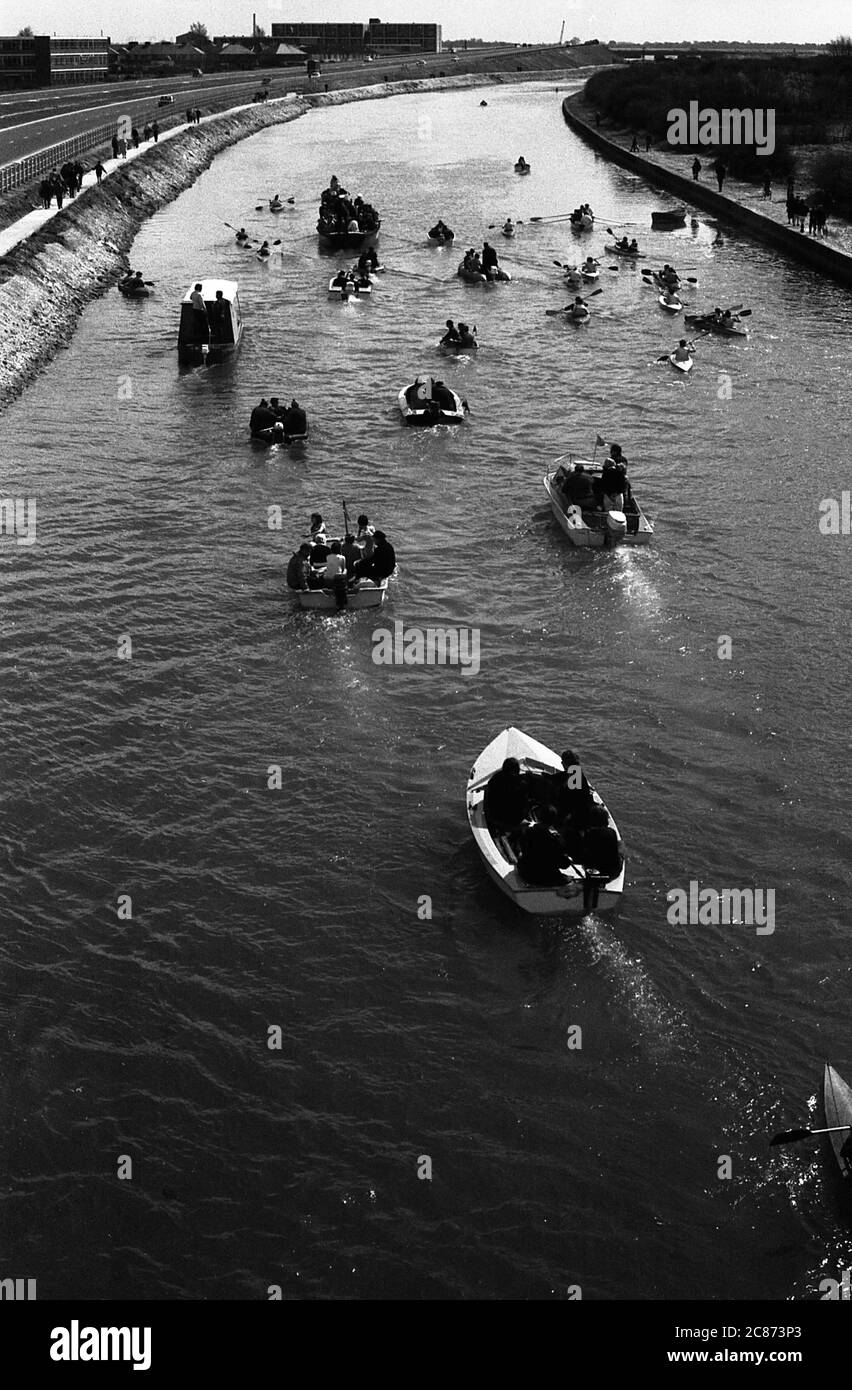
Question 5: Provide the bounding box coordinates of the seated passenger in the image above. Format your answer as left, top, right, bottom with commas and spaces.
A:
286, 543, 312, 590
347, 217, 360, 233
323, 540, 347, 582
332, 269, 349, 288
367, 530, 396, 580
517, 811, 570, 887
432, 380, 457, 412
457, 322, 476, 347
309, 512, 326, 538
441, 319, 460, 345
577, 804, 623, 880
250, 398, 277, 436
282, 399, 307, 436
562, 463, 596, 507
356, 513, 375, 541
269, 396, 284, 420
310, 534, 330, 566
342, 533, 361, 576
483, 757, 529, 833
673, 338, 692, 362
629, 238, 638, 252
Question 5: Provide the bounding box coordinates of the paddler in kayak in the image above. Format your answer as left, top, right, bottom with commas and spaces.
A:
502, 218, 515, 236
661, 283, 681, 307
235, 227, 249, 243
581, 255, 599, 273
672, 338, 693, 362
659, 264, 680, 287
568, 295, 589, 320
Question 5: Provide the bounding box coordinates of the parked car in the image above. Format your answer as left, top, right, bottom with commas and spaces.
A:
158, 94, 174, 106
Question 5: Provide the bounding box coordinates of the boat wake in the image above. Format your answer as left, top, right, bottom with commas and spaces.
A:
572, 913, 694, 1058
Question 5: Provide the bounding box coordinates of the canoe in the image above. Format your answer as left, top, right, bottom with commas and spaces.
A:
824, 1064, 852, 1182
398, 382, 466, 425
296, 578, 387, 611
651, 208, 686, 227
514, 163, 531, 174
544, 456, 654, 546
668, 352, 693, 374
466, 726, 625, 916
605, 244, 641, 257
684, 312, 749, 338
659, 293, 683, 313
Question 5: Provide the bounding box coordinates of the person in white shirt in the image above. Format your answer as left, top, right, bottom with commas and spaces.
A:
189, 284, 209, 342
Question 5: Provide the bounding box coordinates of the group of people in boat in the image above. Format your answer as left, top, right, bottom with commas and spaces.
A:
286, 514, 396, 593
461, 242, 502, 280
484, 750, 623, 887
331, 265, 372, 292
119, 270, 151, 295
429, 219, 454, 241
250, 396, 308, 440
514, 156, 530, 171
317, 176, 379, 236
404, 376, 461, 413
557, 445, 634, 517
440, 320, 477, 348
613, 236, 640, 254
570, 203, 595, 226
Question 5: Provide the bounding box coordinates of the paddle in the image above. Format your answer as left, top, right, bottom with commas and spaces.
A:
770, 1123, 852, 1147
642, 267, 699, 285
546, 288, 603, 317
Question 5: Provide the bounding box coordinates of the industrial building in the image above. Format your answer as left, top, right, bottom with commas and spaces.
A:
0, 34, 110, 88
271, 18, 441, 58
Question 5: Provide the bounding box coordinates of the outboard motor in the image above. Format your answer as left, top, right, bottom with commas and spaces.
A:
605, 510, 627, 545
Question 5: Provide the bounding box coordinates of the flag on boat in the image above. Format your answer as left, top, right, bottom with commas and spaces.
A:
596, 434, 606, 446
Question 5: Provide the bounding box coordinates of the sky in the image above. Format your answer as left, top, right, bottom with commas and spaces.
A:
5, 0, 848, 45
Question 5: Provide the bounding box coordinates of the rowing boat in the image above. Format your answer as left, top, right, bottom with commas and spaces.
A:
684, 312, 749, 338
668, 352, 693, 374
427, 230, 454, 245
398, 379, 466, 425
570, 214, 594, 231
328, 277, 371, 298
651, 208, 686, 228
824, 1064, 852, 1181
544, 455, 654, 545
659, 293, 683, 313
466, 726, 625, 916
457, 262, 510, 284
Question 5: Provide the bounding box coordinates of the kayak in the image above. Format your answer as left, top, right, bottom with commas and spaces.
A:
668, 352, 693, 373
328, 277, 371, 298
546, 306, 590, 323
502, 226, 516, 238
684, 312, 749, 338
580, 267, 599, 281
269, 201, 284, 212
606, 243, 641, 257
824, 1064, 852, 1182
659, 293, 683, 313
466, 726, 625, 916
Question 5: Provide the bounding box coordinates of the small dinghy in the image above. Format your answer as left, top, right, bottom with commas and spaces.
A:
668, 351, 693, 374
399, 376, 466, 425
652, 207, 686, 228
466, 726, 625, 916
119, 283, 151, 298
439, 331, 478, 353
659, 292, 683, 313
543, 454, 654, 546
427, 224, 454, 245
457, 261, 511, 284
328, 276, 371, 299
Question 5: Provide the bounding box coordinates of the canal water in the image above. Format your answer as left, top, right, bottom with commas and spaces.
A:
1, 80, 850, 1300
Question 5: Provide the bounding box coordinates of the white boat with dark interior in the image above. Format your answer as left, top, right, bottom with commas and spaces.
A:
543, 451, 654, 548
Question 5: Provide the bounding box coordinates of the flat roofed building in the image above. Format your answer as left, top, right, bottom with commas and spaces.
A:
49, 36, 111, 85
0, 34, 50, 89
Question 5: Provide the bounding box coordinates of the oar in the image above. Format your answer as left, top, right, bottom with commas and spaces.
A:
343, 498, 351, 538
770, 1123, 852, 1147
546, 288, 603, 316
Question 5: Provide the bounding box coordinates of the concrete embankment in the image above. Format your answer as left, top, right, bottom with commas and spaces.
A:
0, 70, 587, 411
561, 95, 852, 290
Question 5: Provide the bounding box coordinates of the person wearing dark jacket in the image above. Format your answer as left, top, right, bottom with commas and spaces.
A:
38, 178, 52, 208
517, 811, 570, 887
483, 757, 529, 833
111, 134, 119, 159
282, 400, 307, 437
368, 531, 396, 580
481, 241, 499, 276
250, 398, 277, 436
286, 544, 311, 590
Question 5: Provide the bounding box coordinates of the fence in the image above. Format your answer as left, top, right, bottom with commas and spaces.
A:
0, 121, 122, 195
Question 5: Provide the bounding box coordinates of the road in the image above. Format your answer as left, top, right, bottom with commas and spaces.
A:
0, 45, 556, 165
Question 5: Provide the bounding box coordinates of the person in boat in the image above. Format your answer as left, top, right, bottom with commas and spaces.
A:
271, 193, 282, 207
516, 156, 528, 168
532, 749, 595, 826
660, 264, 679, 286
517, 806, 571, 887
365, 245, 379, 269
569, 296, 589, 319
629, 238, 639, 253
503, 219, 515, 235
286, 543, 312, 591
332, 268, 350, 289
661, 284, 680, 306
721, 309, 735, 325
357, 249, 373, 276
310, 532, 330, 567
601, 450, 630, 511
577, 803, 623, 881
342, 533, 361, 576
282, 399, 307, 437
209, 289, 229, 341
356, 514, 375, 541
616, 236, 630, 250
189, 283, 209, 342
258, 241, 271, 258
441, 319, 461, 346
250, 398, 278, 436
356, 530, 395, 582
347, 216, 360, 234
582, 256, 598, 272
457, 322, 477, 348
429, 219, 449, 240
673, 338, 692, 362
432, 380, 457, 413
481, 242, 499, 278
236, 227, 248, 242
484, 757, 529, 833
561, 463, 596, 508
322, 539, 347, 582
310, 513, 326, 538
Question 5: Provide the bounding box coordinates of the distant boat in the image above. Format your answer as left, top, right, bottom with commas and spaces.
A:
177, 280, 243, 366
543, 455, 654, 547
652, 207, 687, 228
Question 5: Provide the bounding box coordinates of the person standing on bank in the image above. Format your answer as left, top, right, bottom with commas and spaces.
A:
691, 157, 701, 181
714, 158, 727, 192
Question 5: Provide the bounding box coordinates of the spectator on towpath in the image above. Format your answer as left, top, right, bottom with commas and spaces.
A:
762, 173, 772, 199
630, 133, 639, 152
152, 121, 159, 142
38, 177, 52, 209
143, 122, 151, 141
131, 127, 140, 149
645, 133, 652, 151
692, 157, 701, 180
52, 172, 64, 209
95, 160, 104, 184
194, 108, 201, 123
118, 136, 127, 158
186, 108, 193, 124
112, 134, 119, 159
714, 158, 727, 192
73, 160, 84, 192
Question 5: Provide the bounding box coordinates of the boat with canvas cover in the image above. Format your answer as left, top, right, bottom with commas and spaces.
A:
466, 726, 625, 916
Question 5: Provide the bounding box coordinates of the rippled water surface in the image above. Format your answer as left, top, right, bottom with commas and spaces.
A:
1, 81, 851, 1300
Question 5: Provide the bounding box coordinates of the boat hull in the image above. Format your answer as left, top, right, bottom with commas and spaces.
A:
824, 1065, 852, 1182
466, 726, 625, 916
669, 353, 693, 373
659, 294, 683, 312
544, 460, 654, 546
317, 225, 380, 251
457, 263, 510, 284
684, 313, 749, 338
296, 579, 387, 611
514, 164, 531, 174
605, 244, 641, 257
398, 385, 465, 425
427, 232, 454, 245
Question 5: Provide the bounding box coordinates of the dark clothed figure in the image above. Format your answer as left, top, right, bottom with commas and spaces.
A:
692, 158, 701, 181
563, 466, 596, 507
250, 400, 277, 436
367, 533, 396, 580
432, 381, 457, 412
131, 128, 140, 149
483, 757, 528, 833
310, 537, 330, 566
517, 821, 569, 887
714, 159, 726, 192
286, 546, 311, 590
152, 122, 159, 142
38, 179, 52, 209
282, 401, 307, 436
209, 291, 229, 343
94, 161, 104, 184
481, 242, 498, 273
111, 135, 119, 159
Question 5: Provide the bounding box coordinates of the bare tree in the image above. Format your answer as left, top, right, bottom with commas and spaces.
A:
189, 21, 209, 40
17, 26, 34, 36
